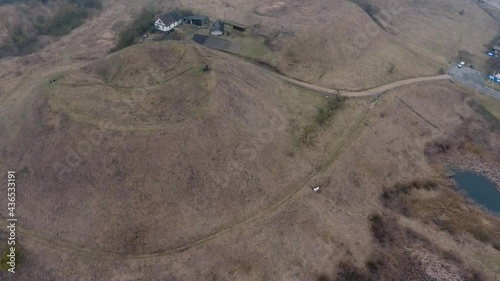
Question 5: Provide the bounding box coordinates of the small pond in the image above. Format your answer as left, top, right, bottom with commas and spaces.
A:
453, 171, 500, 214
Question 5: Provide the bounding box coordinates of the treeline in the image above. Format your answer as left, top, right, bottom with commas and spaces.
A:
0, 0, 102, 58
35, 1, 99, 36
0, 0, 50, 6
0, 0, 100, 7
114, 8, 158, 51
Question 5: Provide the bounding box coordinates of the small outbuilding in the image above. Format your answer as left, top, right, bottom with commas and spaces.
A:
185, 15, 209, 27
224, 20, 247, 32
210, 19, 224, 36
154, 11, 183, 32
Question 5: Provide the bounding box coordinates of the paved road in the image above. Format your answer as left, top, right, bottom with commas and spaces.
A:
448, 63, 500, 100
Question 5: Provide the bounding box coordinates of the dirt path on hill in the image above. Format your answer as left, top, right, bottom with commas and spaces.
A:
271, 71, 451, 97
0, 104, 372, 262
0, 42, 451, 263
0, 5, 454, 261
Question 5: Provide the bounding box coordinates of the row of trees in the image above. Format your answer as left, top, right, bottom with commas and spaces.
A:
2, 1, 164, 56
0, 0, 102, 58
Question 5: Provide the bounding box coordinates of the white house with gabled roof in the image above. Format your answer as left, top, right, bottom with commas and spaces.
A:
155, 11, 183, 32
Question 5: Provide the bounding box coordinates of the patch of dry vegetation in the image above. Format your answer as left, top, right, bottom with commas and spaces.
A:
468, 99, 500, 131
315, 95, 346, 125
4, 40, 337, 257
320, 213, 489, 281
50, 41, 210, 129
288, 95, 347, 148
1, 0, 500, 279
382, 179, 500, 251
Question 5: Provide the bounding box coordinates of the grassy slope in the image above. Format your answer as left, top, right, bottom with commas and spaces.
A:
0, 0, 499, 280
4, 41, 353, 256
176, 0, 498, 90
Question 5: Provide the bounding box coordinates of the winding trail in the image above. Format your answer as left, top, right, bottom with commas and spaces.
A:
271, 72, 450, 97
0, 33, 454, 262
0, 107, 371, 262
1, 64, 451, 263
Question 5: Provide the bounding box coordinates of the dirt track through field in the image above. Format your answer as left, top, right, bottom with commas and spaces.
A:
271, 71, 450, 97
1, 105, 371, 262
0, 28, 454, 262
0, 43, 454, 262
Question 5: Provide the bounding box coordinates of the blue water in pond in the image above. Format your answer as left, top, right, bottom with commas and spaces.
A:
453, 171, 500, 214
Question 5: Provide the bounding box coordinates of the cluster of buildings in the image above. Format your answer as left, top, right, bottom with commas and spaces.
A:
487, 61, 500, 83
486, 35, 500, 83
153, 10, 246, 36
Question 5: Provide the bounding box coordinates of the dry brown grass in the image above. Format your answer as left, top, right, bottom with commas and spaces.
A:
2, 67, 500, 280
319, 213, 490, 281
0, 38, 352, 259
174, 0, 497, 90
471, 93, 500, 124
383, 179, 500, 249
1, 0, 500, 280
49, 41, 212, 130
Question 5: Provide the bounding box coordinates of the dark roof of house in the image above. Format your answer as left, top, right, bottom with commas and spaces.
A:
192, 34, 209, 45
210, 19, 224, 32
159, 11, 182, 26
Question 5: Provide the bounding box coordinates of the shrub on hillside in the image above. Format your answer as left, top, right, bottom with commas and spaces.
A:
336, 261, 370, 281
493, 241, 500, 251
369, 213, 399, 246
114, 8, 158, 51
315, 95, 345, 125
470, 227, 491, 243
301, 125, 318, 146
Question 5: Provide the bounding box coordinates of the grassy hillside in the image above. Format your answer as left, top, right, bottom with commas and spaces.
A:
174, 0, 498, 90
0, 0, 499, 280
3, 41, 352, 254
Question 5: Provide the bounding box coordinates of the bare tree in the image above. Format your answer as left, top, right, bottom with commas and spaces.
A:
1, 17, 27, 47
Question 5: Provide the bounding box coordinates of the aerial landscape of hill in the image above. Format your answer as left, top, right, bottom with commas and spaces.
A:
0, 0, 499, 280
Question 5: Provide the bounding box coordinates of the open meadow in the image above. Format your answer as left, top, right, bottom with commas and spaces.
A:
0, 0, 499, 280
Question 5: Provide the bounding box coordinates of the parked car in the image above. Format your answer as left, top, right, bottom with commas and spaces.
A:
458, 61, 465, 68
